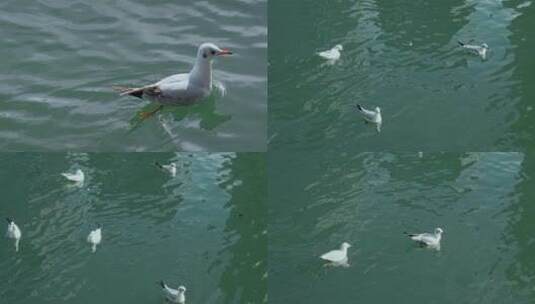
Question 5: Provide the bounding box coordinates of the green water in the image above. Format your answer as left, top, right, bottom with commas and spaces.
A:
269, 0, 535, 152
0, 0, 266, 151
0, 153, 266, 303
269, 152, 535, 303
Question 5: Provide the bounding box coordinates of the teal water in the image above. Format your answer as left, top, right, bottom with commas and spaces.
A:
269, 152, 535, 303
0, 153, 266, 303
269, 0, 535, 152
0, 0, 266, 151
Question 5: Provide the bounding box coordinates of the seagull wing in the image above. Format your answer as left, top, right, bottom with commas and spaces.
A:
161, 282, 179, 298
61, 173, 73, 180
320, 249, 344, 262
357, 105, 377, 120
410, 233, 436, 245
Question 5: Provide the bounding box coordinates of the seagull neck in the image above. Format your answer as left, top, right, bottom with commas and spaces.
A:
189, 57, 213, 89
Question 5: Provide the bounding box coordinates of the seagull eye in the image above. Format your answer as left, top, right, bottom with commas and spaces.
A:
211, 50, 216, 55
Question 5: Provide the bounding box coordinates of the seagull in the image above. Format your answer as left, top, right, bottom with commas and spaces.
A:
356, 104, 382, 132
160, 281, 186, 304
320, 242, 351, 266
405, 228, 443, 250
62, 169, 85, 183
155, 162, 177, 177
87, 225, 102, 253
113, 42, 233, 119
5, 218, 21, 252
318, 44, 343, 61
458, 41, 489, 59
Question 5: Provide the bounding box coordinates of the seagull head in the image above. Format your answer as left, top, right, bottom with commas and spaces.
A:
6, 217, 14, 224
341, 242, 351, 249
198, 43, 233, 61
481, 43, 489, 49
334, 44, 343, 51
375, 107, 381, 113
178, 286, 187, 293
435, 228, 444, 235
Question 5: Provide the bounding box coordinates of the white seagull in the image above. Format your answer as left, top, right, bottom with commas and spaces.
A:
318, 44, 343, 61
87, 225, 102, 253
160, 281, 186, 304
62, 169, 85, 183
458, 41, 489, 59
114, 42, 233, 119
5, 218, 21, 252
356, 104, 382, 133
320, 242, 351, 266
405, 227, 443, 250
155, 162, 177, 177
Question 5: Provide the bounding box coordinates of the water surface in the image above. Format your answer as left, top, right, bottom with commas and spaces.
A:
0, 0, 266, 151
269, 152, 535, 303
0, 152, 267, 303
269, 0, 534, 151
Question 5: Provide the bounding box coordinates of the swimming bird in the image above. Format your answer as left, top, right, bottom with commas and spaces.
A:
62, 169, 85, 183
160, 281, 186, 304
155, 162, 177, 177
320, 242, 351, 266
87, 225, 102, 253
5, 218, 21, 252
458, 41, 489, 59
114, 42, 233, 119
356, 104, 382, 133
405, 228, 443, 250
318, 44, 343, 61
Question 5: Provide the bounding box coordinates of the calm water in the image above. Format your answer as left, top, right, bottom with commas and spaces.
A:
0, 0, 266, 151
269, 152, 535, 303
0, 153, 266, 303
269, 0, 535, 152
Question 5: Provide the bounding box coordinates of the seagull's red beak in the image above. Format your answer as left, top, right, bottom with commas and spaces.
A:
216, 48, 233, 56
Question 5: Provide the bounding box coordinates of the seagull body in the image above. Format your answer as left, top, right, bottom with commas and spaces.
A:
320, 242, 351, 266
62, 169, 85, 183
356, 104, 382, 132
318, 44, 343, 61
406, 228, 443, 250
114, 43, 232, 108
458, 41, 489, 59
160, 281, 186, 304
87, 227, 102, 253
155, 162, 177, 177
5, 218, 21, 252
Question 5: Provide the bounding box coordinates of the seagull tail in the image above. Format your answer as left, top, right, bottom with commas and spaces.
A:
458, 40, 465, 46
159, 280, 167, 289
154, 162, 164, 169
6, 217, 13, 224
356, 104, 363, 112
403, 232, 415, 237
112, 86, 144, 99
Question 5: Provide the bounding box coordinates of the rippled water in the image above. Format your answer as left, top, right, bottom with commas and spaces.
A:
269, 0, 534, 152
0, 153, 266, 303
0, 0, 266, 151
269, 151, 535, 303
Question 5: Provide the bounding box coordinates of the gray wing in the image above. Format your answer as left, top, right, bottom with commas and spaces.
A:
157, 73, 189, 85
416, 233, 436, 244
461, 44, 482, 53
357, 105, 377, 120
144, 73, 191, 104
